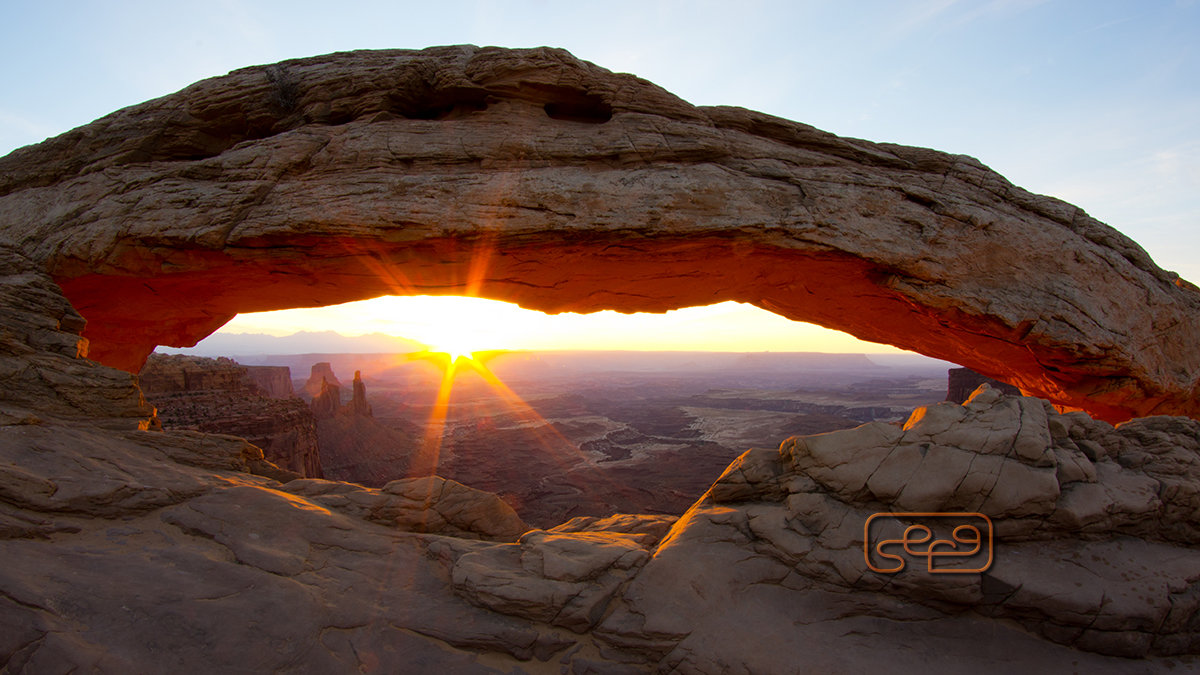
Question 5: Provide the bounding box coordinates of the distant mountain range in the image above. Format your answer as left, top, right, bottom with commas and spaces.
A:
155, 331, 958, 376
155, 331, 428, 356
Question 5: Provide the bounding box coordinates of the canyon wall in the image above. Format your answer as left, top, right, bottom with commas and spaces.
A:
245, 365, 293, 398
140, 354, 323, 478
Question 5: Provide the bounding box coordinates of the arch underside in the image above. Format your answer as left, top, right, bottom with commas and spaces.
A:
1, 46, 1196, 423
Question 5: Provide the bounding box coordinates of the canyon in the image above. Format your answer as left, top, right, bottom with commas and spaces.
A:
142, 350, 934, 528
1, 46, 1199, 672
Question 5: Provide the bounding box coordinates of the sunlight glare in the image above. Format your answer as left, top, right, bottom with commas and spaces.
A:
402, 297, 509, 359
213, 296, 910, 354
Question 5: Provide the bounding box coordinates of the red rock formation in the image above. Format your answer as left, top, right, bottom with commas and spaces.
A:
139, 355, 248, 393
315, 413, 419, 486
306, 365, 414, 486
140, 354, 323, 477
349, 370, 372, 417
2, 46, 1197, 422
309, 378, 341, 419
303, 362, 341, 398
307, 365, 374, 420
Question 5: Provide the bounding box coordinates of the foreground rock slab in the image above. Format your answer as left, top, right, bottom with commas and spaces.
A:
1, 46, 1197, 421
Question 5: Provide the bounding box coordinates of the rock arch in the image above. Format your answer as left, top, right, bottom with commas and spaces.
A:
0, 46, 1196, 423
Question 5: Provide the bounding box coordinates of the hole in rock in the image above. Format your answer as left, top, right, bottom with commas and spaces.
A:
147, 296, 953, 529
392, 87, 492, 120
543, 99, 613, 123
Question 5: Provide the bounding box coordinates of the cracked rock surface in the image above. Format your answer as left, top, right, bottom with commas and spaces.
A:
696, 385, 1200, 663
1, 46, 1197, 421
1, 245, 1198, 672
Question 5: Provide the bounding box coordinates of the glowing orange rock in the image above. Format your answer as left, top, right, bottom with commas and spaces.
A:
1, 46, 1196, 422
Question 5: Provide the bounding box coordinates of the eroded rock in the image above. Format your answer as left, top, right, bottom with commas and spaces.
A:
0, 286, 1196, 670
303, 362, 341, 398
140, 353, 323, 477
0, 248, 153, 430
694, 384, 1200, 658
282, 475, 526, 542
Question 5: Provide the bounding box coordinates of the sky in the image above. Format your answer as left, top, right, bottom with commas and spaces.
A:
2, 0, 1197, 354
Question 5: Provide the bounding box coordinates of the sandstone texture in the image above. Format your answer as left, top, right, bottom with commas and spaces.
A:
1, 244, 1199, 672
283, 475, 527, 542
140, 353, 323, 477
0, 46, 1195, 421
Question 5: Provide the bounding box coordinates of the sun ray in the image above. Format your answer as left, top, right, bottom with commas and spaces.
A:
337, 179, 638, 517
411, 352, 458, 478
455, 356, 632, 496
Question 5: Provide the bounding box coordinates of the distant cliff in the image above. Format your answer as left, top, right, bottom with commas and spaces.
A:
139, 354, 323, 478
245, 365, 293, 398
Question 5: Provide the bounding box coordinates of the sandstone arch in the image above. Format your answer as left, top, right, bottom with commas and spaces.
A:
0, 46, 1196, 423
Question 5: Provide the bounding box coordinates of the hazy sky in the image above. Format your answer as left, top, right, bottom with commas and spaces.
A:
3, 1, 1196, 353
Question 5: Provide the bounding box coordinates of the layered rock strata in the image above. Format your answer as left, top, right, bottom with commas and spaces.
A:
140, 354, 324, 478
0, 47, 1195, 421
245, 365, 293, 398
0, 250, 541, 670
682, 389, 1200, 663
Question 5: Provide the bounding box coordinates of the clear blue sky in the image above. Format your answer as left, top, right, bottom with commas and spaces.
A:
3, 1, 1197, 352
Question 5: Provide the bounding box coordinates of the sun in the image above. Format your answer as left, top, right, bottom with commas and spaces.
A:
422, 334, 484, 363
371, 296, 523, 362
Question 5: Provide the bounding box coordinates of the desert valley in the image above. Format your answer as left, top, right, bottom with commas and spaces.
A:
143, 347, 956, 528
